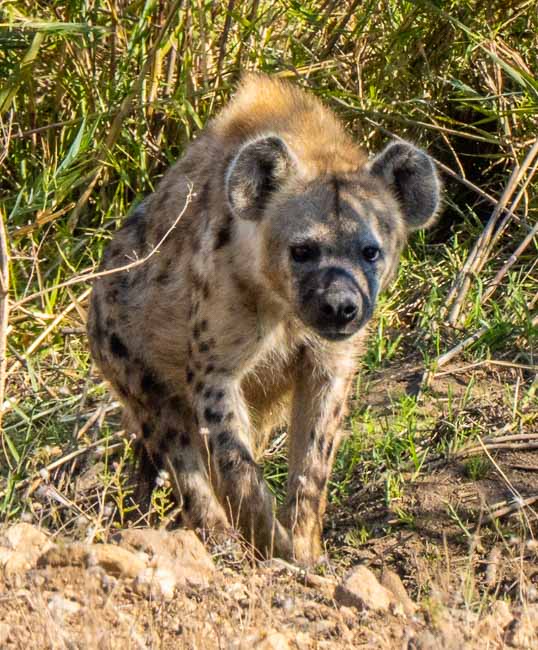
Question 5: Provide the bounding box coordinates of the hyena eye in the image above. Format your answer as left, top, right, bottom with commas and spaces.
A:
362, 245, 380, 262
290, 243, 320, 263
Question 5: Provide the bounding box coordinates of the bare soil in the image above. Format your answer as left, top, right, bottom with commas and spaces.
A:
1, 366, 537, 649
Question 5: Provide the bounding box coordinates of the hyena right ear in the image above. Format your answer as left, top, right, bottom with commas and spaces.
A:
225, 135, 294, 221
370, 141, 441, 231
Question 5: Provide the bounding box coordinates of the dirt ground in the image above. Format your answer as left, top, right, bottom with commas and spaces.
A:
1, 366, 536, 649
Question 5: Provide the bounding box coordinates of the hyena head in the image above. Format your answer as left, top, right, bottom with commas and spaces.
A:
226, 135, 440, 341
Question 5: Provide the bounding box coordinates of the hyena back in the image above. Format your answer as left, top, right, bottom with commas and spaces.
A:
87, 74, 440, 564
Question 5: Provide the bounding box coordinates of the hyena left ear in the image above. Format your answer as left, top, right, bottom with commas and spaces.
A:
226, 135, 294, 221
369, 141, 441, 230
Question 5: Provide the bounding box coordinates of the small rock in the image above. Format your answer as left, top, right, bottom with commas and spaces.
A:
134, 565, 177, 601
115, 528, 214, 588
506, 606, 538, 648
294, 632, 311, 650
335, 565, 395, 612
38, 542, 147, 578
227, 581, 250, 607
251, 631, 290, 650
0, 622, 10, 645
1, 523, 50, 550
0, 523, 52, 580
48, 594, 81, 618
381, 568, 417, 616
409, 630, 443, 650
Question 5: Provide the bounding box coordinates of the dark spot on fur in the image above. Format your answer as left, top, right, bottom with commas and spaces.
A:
219, 440, 255, 474
195, 381, 205, 394
182, 491, 191, 512
333, 406, 342, 419
202, 282, 210, 300
217, 431, 229, 446
194, 360, 202, 372
193, 324, 200, 339
197, 180, 211, 204
310, 429, 315, 442
224, 412, 234, 422
203, 388, 213, 400
200, 320, 208, 332
135, 442, 158, 492
156, 271, 170, 284
179, 432, 190, 447
205, 364, 215, 374
214, 213, 233, 250
332, 176, 341, 215
186, 368, 194, 384
326, 440, 334, 458
110, 333, 129, 358
142, 422, 151, 439
116, 383, 129, 399
198, 341, 210, 353
165, 428, 178, 442
204, 407, 222, 424
141, 369, 166, 397
168, 396, 183, 412
190, 270, 204, 291
106, 288, 119, 304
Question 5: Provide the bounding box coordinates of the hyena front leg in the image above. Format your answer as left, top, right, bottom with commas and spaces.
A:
136, 394, 229, 531
192, 376, 291, 558
184, 325, 291, 557
284, 347, 356, 565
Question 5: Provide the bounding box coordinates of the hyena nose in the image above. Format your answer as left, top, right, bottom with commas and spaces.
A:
320, 293, 358, 327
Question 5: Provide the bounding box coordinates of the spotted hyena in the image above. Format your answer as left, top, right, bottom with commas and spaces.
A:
87, 74, 440, 564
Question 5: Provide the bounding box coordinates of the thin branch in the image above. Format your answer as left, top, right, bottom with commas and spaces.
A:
446, 138, 538, 325
13, 186, 193, 310
0, 210, 9, 434
0, 432, 126, 499
485, 495, 538, 523
481, 219, 538, 305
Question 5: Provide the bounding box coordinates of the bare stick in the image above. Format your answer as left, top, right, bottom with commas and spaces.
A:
446, 138, 538, 325
13, 186, 193, 310
485, 495, 538, 523
0, 212, 9, 434
481, 219, 538, 305
0, 432, 126, 499
435, 325, 489, 370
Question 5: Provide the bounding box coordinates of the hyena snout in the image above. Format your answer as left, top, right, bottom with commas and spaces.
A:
303, 268, 365, 340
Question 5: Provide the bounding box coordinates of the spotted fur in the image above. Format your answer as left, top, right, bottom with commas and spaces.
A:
87, 74, 440, 564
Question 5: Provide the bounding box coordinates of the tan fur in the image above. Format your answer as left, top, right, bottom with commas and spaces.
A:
87, 74, 439, 564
